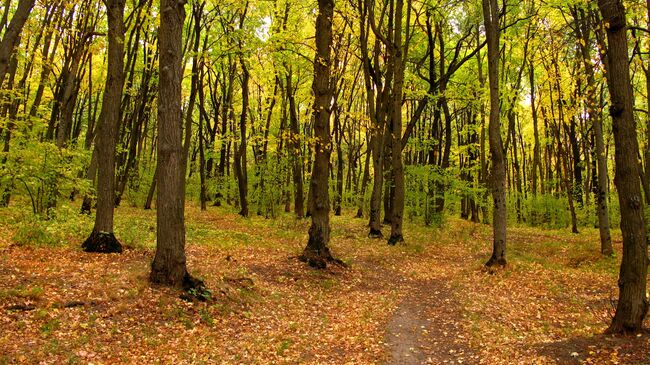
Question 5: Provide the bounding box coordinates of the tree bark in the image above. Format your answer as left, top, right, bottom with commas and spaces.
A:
286, 69, 304, 218
574, 6, 613, 254
598, 0, 648, 333
82, 0, 125, 254
529, 62, 541, 196
483, 0, 507, 267
234, 55, 250, 217
0, 0, 34, 86
150, 0, 202, 290
388, 0, 407, 245
301, 0, 339, 269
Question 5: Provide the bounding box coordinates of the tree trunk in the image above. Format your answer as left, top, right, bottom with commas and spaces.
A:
530, 63, 541, 196
356, 141, 371, 218
301, 0, 338, 269
574, 6, 613, 254
483, 0, 507, 267
82, 0, 125, 254
388, 0, 407, 245
150, 0, 202, 290
0, 0, 34, 86
598, 0, 648, 334
0, 51, 18, 207
334, 112, 344, 216
234, 55, 250, 217
286, 69, 304, 218
144, 166, 156, 210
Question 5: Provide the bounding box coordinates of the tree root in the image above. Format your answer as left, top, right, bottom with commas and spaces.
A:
179, 272, 211, 302
82, 231, 123, 253
368, 228, 383, 239
299, 248, 347, 270
5, 304, 35, 311
484, 255, 507, 268
387, 234, 404, 246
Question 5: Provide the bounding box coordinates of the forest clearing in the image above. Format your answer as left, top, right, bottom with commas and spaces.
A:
1, 203, 648, 364
1, 0, 650, 363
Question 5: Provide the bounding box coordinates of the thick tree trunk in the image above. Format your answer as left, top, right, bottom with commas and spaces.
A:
82, 0, 125, 254
150, 0, 202, 290
301, 0, 339, 269
598, 0, 648, 334
483, 0, 506, 267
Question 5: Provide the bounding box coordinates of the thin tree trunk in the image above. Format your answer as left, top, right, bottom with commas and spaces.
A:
234, 55, 250, 217
483, 0, 507, 267
144, 166, 156, 210
575, 6, 613, 253
286, 69, 304, 218
530, 62, 541, 196
356, 142, 371, 218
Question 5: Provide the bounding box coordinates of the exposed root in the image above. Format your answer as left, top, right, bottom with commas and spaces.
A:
82, 231, 123, 253
604, 322, 646, 335
484, 255, 507, 268
387, 234, 404, 246
368, 228, 383, 239
5, 304, 35, 311
179, 272, 210, 302
299, 248, 347, 270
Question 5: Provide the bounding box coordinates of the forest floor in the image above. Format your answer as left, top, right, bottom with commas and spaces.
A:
1, 202, 650, 364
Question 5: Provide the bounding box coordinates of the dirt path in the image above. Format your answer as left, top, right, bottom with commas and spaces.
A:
386, 279, 478, 365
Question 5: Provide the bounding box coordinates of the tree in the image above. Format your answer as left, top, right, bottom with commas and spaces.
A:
233, 3, 250, 217
0, 0, 35, 86
150, 0, 202, 290
483, 0, 507, 267
598, 0, 648, 334
388, 0, 408, 245
81, 0, 126, 254
300, 0, 339, 269
571, 5, 612, 255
